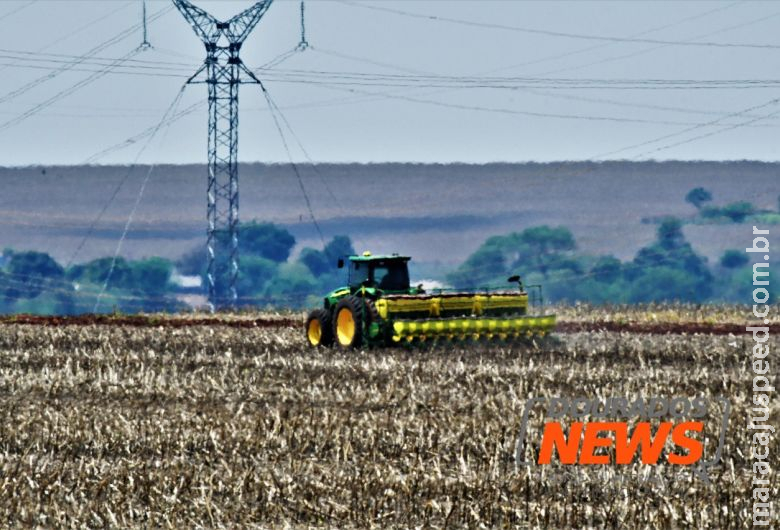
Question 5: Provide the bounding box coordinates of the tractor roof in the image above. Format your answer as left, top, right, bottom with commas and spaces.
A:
348, 252, 410, 263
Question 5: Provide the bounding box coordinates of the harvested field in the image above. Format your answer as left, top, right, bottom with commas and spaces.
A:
0, 313, 299, 329
0, 303, 767, 336
0, 305, 777, 528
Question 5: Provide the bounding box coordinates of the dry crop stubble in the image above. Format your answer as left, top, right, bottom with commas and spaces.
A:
0, 308, 776, 528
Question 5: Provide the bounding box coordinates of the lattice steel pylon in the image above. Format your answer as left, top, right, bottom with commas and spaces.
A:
174, 0, 273, 311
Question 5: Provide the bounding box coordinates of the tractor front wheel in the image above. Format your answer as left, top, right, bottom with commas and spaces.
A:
305, 309, 333, 347
333, 296, 365, 349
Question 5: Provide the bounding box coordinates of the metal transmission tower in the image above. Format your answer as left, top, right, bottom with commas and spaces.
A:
174, 0, 273, 310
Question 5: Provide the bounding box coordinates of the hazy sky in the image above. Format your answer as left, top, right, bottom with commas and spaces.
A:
1, 0, 779, 165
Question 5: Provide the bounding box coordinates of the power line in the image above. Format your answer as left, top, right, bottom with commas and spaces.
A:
5, 58, 780, 91
297, 3, 755, 128
84, 46, 305, 165
0, 48, 196, 72
257, 68, 780, 90
0, 0, 746, 83
93, 85, 187, 311
0, 4, 172, 107
305, 46, 780, 124
312, 46, 430, 75
83, 101, 204, 164
67, 88, 193, 269
258, 85, 345, 213
520, 88, 780, 122
633, 104, 780, 159
261, 85, 327, 247
0, 273, 178, 306
3, 48, 780, 91
307, 81, 777, 128
0, 2, 136, 76
0, 269, 345, 307
0, 48, 142, 133
7, 42, 780, 91
262, 48, 299, 70
537, 9, 780, 77
260, 67, 780, 87
0, 59, 190, 79
81, 88, 425, 163
482, 2, 742, 75
0, 2, 132, 78
0, 0, 35, 23
337, 0, 780, 51
595, 96, 780, 159
0, 107, 163, 119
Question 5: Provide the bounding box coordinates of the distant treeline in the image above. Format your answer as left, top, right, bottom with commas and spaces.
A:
0, 214, 775, 315
447, 219, 775, 305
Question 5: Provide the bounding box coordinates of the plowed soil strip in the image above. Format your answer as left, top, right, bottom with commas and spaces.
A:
0, 315, 756, 335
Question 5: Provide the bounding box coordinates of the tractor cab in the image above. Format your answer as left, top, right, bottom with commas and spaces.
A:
339, 252, 411, 293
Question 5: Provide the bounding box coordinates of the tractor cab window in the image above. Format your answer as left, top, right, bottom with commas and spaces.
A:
350, 261, 369, 287
373, 261, 410, 291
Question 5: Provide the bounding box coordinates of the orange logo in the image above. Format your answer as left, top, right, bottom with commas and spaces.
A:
536, 421, 703, 465
514, 397, 731, 482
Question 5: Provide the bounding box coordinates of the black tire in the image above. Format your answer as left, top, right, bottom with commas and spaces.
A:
363, 298, 385, 346
333, 296, 367, 349
305, 309, 333, 347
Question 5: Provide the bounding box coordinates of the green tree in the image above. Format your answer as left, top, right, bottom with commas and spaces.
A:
67, 257, 132, 288
130, 257, 173, 295
263, 263, 318, 307
324, 235, 355, 262
175, 246, 205, 276
447, 226, 577, 288
629, 218, 712, 301
178, 222, 299, 275
300, 236, 356, 277
240, 221, 295, 262
10, 290, 75, 316
447, 246, 507, 288
720, 201, 755, 223
590, 255, 622, 282
66, 256, 181, 313
700, 205, 722, 219
720, 249, 749, 269
299, 247, 330, 277
508, 226, 576, 276
685, 187, 712, 209
657, 217, 685, 250
627, 267, 704, 303
237, 256, 277, 304
6, 251, 66, 299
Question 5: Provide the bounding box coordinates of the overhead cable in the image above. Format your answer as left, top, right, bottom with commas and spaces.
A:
337, 0, 780, 51
92, 85, 187, 311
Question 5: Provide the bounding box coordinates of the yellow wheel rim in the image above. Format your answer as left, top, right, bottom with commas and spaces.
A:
336, 307, 355, 346
307, 318, 322, 346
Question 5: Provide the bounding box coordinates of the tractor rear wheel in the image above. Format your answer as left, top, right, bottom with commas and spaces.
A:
333, 296, 366, 349
305, 309, 333, 347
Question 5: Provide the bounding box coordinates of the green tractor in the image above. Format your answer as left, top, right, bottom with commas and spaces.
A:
305, 252, 556, 348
